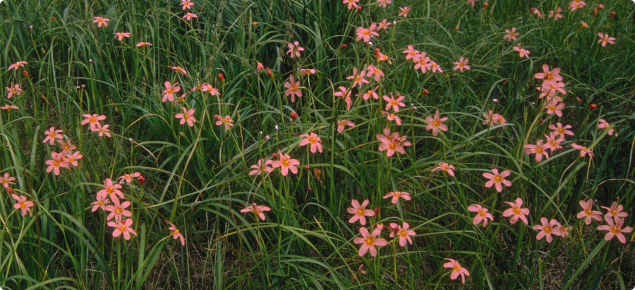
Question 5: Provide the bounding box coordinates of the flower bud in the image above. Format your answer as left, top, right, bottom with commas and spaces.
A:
597, 4, 604, 9
266, 67, 273, 78
357, 6, 362, 13
422, 89, 429, 95
590, 104, 597, 110
341, 44, 347, 48
138, 175, 146, 185
304, 165, 309, 170
609, 11, 615, 18
23, 71, 29, 78
483, 2, 488, 9
593, 8, 597, 17
218, 73, 225, 83
290, 112, 298, 121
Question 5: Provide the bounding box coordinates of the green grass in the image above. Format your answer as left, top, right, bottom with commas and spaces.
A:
1, 0, 635, 289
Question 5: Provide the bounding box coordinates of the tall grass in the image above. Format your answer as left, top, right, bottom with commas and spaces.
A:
1, 0, 634, 288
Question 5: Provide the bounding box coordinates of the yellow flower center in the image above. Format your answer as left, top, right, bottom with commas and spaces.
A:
119, 225, 126, 232
478, 210, 487, 217
536, 148, 543, 154
453, 265, 461, 272
98, 200, 104, 206
282, 160, 290, 167
309, 137, 317, 144
399, 230, 407, 237
610, 210, 617, 216
115, 208, 121, 214
357, 209, 365, 216
494, 176, 502, 183
394, 192, 400, 197
513, 208, 520, 215
168, 88, 174, 94
291, 85, 297, 91
107, 187, 114, 194
433, 120, 440, 127
365, 237, 374, 246
544, 227, 552, 233
20, 202, 27, 208
610, 226, 619, 234
53, 161, 59, 167
49, 133, 56, 138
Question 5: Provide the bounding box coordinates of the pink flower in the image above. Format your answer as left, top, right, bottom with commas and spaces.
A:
114, 32, 131, 41
358, 86, 379, 100
94, 123, 111, 137
284, 75, 302, 103
105, 199, 132, 222
97, 178, 124, 202
0, 173, 16, 188
549, 123, 574, 138
334, 87, 353, 110
597, 119, 615, 136
377, 52, 393, 65
580, 21, 590, 28
383, 93, 406, 112
532, 217, 562, 243
355, 24, 379, 43
43, 127, 64, 145
376, 128, 412, 157
257, 62, 265, 71
504, 27, 519, 41
571, 143, 594, 158
601, 201, 629, 219
377, 0, 391, 8
513, 43, 530, 58
425, 109, 449, 136
1, 104, 19, 111
337, 120, 355, 133
271, 151, 300, 176
136, 42, 152, 47
202, 83, 220, 96
468, 204, 494, 227
569, 0, 586, 11
389, 222, 416, 247
162, 81, 181, 102
347, 199, 375, 225
45, 152, 69, 175
169, 66, 187, 75
534, 64, 562, 82
482, 169, 512, 192
249, 159, 273, 176
108, 219, 137, 240
543, 100, 565, 117
383, 191, 411, 204
398, 7, 410, 17
5, 83, 22, 98
366, 65, 384, 82
118, 172, 141, 184
524, 140, 550, 162
502, 198, 530, 225
432, 162, 455, 176
544, 133, 564, 152
342, 0, 359, 10
93, 17, 109, 28
549, 7, 563, 20
287, 41, 305, 58
181, 0, 194, 10
377, 19, 392, 30
414, 56, 432, 73
542, 80, 567, 96
382, 111, 402, 125
576, 199, 603, 225
443, 259, 470, 283
347, 67, 369, 89
167, 222, 185, 245
214, 115, 233, 130
65, 151, 83, 167
7, 61, 27, 71
430, 62, 443, 73
453, 57, 471, 72
597, 32, 615, 46
91, 195, 110, 212
183, 12, 198, 20
81, 113, 107, 131
353, 227, 387, 257
467, 0, 478, 7
300, 68, 318, 77
482, 110, 499, 125
175, 108, 196, 127
597, 216, 633, 243
403, 45, 420, 61
240, 203, 271, 221
532, 8, 543, 17
11, 194, 34, 217
299, 132, 323, 153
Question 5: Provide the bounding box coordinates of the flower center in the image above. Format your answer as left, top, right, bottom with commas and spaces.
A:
536, 147, 543, 154
494, 176, 502, 183
168, 88, 174, 94
433, 121, 440, 127
49, 133, 56, 138
291, 85, 297, 91
365, 237, 374, 246
119, 225, 126, 232
610, 226, 619, 234
115, 208, 121, 214
399, 230, 407, 237
478, 210, 487, 217
282, 160, 290, 167
544, 227, 552, 233
513, 208, 520, 215
309, 137, 317, 144
357, 209, 365, 216
394, 192, 400, 197
610, 210, 617, 216
53, 161, 59, 166
20, 202, 26, 208
453, 265, 461, 272
107, 187, 114, 194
